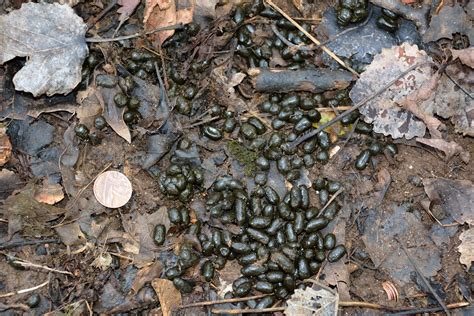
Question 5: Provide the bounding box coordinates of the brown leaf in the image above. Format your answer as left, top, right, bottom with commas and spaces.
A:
144, 0, 194, 48
0, 125, 12, 167
117, 0, 140, 22
151, 278, 182, 316
423, 178, 474, 225
34, 181, 65, 205
131, 261, 164, 293
0, 183, 64, 239
416, 138, 470, 163
451, 47, 474, 68
76, 86, 102, 126
458, 228, 474, 270
96, 87, 131, 143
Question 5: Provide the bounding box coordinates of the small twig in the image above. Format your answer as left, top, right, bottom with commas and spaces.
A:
319, 188, 344, 214
178, 294, 270, 309
265, 0, 359, 76
183, 116, 220, 129
211, 307, 285, 314
0, 303, 29, 311
395, 236, 450, 315
0, 280, 49, 298
0, 238, 60, 251
11, 259, 74, 276
85, 24, 184, 43
391, 302, 470, 315
289, 62, 435, 148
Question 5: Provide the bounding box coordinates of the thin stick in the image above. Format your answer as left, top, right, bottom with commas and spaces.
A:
264, 0, 358, 76
11, 259, 74, 276
178, 294, 270, 309
319, 188, 344, 214
289, 62, 435, 148
0, 303, 29, 311
0, 238, 60, 251
0, 280, 49, 298
211, 307, 285, 314
85, 24, 184, 43
390, 302, 469, 315
395, 236, 450, 315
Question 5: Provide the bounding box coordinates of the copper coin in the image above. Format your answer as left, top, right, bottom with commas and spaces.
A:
93, 171, 132, 208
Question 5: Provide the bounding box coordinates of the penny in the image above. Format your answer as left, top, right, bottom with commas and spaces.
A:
93, 171, 132, 208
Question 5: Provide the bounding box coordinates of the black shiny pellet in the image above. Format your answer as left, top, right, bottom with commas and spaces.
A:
256, 296, 275, 309
231, 241, 251, 254
300, 185, 310, 209
256, 156, 270, 170
327, 181, 342, 194
303, 154, 315, 167
212, 230, 223, 248
26, 294, 41, 308
168, 208, 181, 225
355, 121, 373, 134
223, 118, 236, 133
254, 172, 267, 185
307, 109, 322, 123
266, 271, 285, 283
250, 216, 272, 229
234, 282, 252, 297
297, 257, 311, 280
218, 246, 231, 258
324, 233, 336, 250
241, 123, 258, 140
276, 230, 286, 245
340, 111, 359, 126
180, 207, 190, 225
262, 204, 275, 218
255, 281, 274, 293
316, 150, 329, 163
280, 95, 300, 108
302, 232, 320, 248
165, 267, 182, 279
264, 186, 280, 205
322, 202, 339, 220
319, 189, 329, 205
235, 198, 247, 225
328, 245, 347, 262
305, 217, 329, 232
313, 178, 327, 190
271, 119, 285, 130
238, 252, 258, 265
201, 260, 214, 281
283, 274, 296, 290
303, 139, 318, 154
303, 248, 315, 260
233, 6, 245, 24
377, 16, 398, 32
203, 126, 223, 140
289, 110, 304, 124
268, 133, 284, 147
247, 117, 267, 135
153, 224, 166, 246
271, 252, 295, 274
173, 278, 194, 293
241, 264, 268, 276
355, 149, 371, 170
385, 143, 398, 156
202, 240, 214, 256
233, 276, 252, 290
278, 203, 292, 220
316, 131, 331, 149
309, 260, 321, 273
369, 142, 383, 155
294, 117, 312, 134
294, 212, 305, 234
266, 217, 284, 235
285, 223, 297, 243
247, 228, 270, 244
275, 287, 289, 299
291, 157, 304, 169
315, 250, 326, 262
277, 156, 291, 175
305, 207, 320, 220
290, 185, 302, 209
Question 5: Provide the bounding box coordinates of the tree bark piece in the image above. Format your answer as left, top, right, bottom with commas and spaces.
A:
249, 68, 354, 93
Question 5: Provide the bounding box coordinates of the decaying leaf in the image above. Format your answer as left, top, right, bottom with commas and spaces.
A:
0, 125, 12, 167
131, 261, 164, 294
417, 138, 470, 163
349, 43, 434, 139
151, 278, 182, 316
458, 228, 474, 270
144, 0, 194, 47
96, 87, 132, 143
452, 47, 474, 68
211, 65, 247, 113
423, 4, 473, 44
0, 183, 64, 239
91, 252, 113, 271
0, 3, 88, 96
76, 86, 102, 126
285, 286, 338, 316
34, 181, 65, 205
55, 222, 87, 246
117, 0, 140, 23
423, 178, 474, 225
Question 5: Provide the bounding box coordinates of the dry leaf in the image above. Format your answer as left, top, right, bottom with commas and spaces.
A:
285, 286, 338, 316
96, 87, 131, 143
417, 138, 470, 163
91, 252, 113, 271
131, 261, 164, 293
0, 126, 12, 167
144, 0, 194, 48
423, 4, 473, 44
0, 183, 64, 239
349, 43, 434, 139
423, 178, 474, 225
76, 86, 102, 126
458, 228, 474, 270
0, 3, 88, 96
117, 0, 140, 22
55, 222, 87, 246
152, 278, 182, 316
34, 182, 65, 205
451, 47, 474, 68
